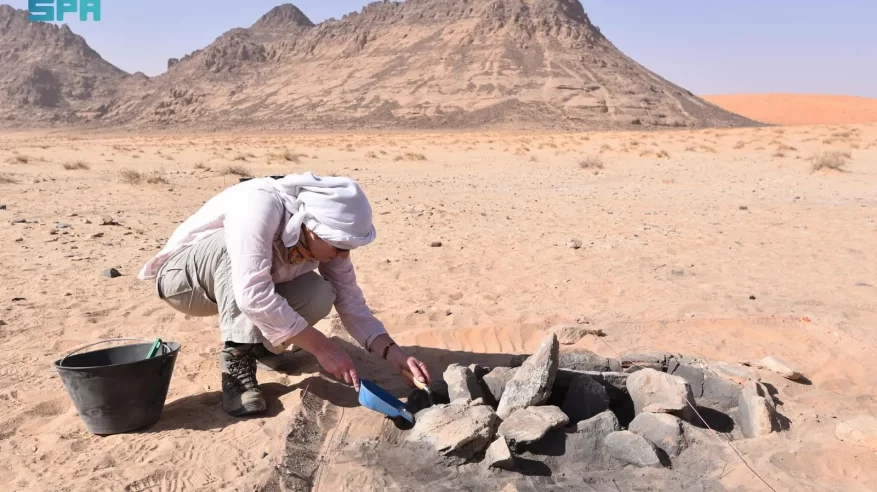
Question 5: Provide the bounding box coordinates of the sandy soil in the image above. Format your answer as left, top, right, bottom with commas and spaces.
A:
0, 124, 875, 491
703, 94, 877, 126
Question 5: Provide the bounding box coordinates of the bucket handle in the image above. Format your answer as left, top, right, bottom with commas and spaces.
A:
59, 338, 170, 366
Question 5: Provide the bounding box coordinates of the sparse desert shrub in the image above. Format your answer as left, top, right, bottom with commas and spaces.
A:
366, 151, 378, 159
379, 150, 388, 155
684, 146, 696, 152
119, 169, 143, 184
529, 155, 539, 163
132, 154, 140, 159
639, 150, 655, 158
832, 131, 852, 139
147, 174, 170, 185
63, 161, 90, 170
233, 154, 248, 161
9, 155, 30, 164
599, 144, 613, 153
222, 165, 251, 177
0, 173, 18, 184
810, 151, 851, 172
773, 151, 785, 158
656, 150, 670, 158
394, 152, 427, 162
578, 156, 604, 169
733, 141, 746, 149
700, 145, 717, 153
194, 162, 207, 170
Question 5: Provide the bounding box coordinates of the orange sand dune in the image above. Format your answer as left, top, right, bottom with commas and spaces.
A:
702, 94, 877, 126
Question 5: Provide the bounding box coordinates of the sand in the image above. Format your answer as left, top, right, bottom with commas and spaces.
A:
1, 124, 876, 491
703, 94, 877, 126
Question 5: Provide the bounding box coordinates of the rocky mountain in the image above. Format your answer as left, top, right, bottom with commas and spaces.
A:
0, 4, 129, 124
0, 1, 759, 130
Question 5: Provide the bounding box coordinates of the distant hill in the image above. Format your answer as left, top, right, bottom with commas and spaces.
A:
0, 1, 760, 130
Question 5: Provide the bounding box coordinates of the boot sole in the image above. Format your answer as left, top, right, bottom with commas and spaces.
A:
223, 397, 267, 417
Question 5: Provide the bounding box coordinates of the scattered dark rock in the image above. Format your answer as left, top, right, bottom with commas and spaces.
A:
12, 297, 25, 302
0, 319, 6, 326
90, 232, 104, 239
561, 373, 610, 424
11, 218, 26, 224
100, 216, 119, 226
738, 381, 779, 438
739, 205, 748, 210
566, 238, 582, 249
498, 406, 568, 446
628, 368, 696, 423
0, 204, 6, 210
429, 241, 442, 247
496, 333, 559, 419
629, 412, 687, 456
604, 431, 665, 468
102, 268, 122, 278
749, 295, 756, 300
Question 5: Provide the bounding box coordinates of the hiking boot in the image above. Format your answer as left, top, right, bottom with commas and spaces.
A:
220, 343, 267, 416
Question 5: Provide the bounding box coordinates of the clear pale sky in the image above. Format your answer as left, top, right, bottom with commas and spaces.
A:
7, 0, 877, 97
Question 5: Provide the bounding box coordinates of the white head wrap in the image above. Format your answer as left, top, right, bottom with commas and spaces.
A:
266, 172, 376, 250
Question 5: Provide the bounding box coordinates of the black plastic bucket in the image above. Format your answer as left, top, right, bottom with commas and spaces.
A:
54, 340, 181, 435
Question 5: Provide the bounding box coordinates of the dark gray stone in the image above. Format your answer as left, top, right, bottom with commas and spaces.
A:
629, 413, 687, 456
701, 373, 743, 413
667, 359, 706, 398
443, 363, 484, 402
482, 367, 516, 405
0, 204, 6, 210
561, 373, 610, 424
102, 268, 122, 278
496, 333, 559, 419
558, 348, 615, 372
624, 362, 664, 374
468, 364, 489, 380
737, 381, 779, 438
604, 431, 664, 468
498, 406, 568, 445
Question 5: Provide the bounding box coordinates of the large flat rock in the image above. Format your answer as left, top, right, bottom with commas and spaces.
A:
628, 368, 697, 422
604, 431, 665, 468
496, 333, 559, 419
406, 403, 497, 459
498, 406, 569, 445
737, 381, 779, 438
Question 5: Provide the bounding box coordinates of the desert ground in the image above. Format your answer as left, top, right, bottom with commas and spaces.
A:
1, 121, 876, 491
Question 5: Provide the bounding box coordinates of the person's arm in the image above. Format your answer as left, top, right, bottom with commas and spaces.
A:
319, 258, 431, 387
223, 189, 312, 347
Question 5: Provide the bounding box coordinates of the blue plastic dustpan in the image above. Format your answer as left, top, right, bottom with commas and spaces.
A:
359, 379, 414, 423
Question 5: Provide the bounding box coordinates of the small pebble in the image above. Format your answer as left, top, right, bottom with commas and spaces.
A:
430, 241, 442, 247
566, 238, 582, 249
749, 295, 757, 300
0, 204, 6, 210
445, 309, 452, 316
102, 268, 122, 278
55, 223, 70, 229
261, 451, 269, 459
11, 218, 26, 224
14, 237, 23, 242
12, 297, 25, 302
739, 205, 748, 210
0, 320, 6, 326
414, 309, 425, 314
90, 232, 104, 239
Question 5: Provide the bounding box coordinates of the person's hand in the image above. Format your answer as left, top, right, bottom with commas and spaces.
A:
387, 347, 431, 389
314, 339, 360, 391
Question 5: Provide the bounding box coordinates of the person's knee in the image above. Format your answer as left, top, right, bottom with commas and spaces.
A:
300, 278, 336, 326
